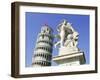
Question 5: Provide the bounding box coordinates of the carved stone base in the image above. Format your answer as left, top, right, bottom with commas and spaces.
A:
53, 51, 86, 66
59, 46, 79, 56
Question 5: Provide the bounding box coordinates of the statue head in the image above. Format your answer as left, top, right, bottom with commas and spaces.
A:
62, 19, 67, 25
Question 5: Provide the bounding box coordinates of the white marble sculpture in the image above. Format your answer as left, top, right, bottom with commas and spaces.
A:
55, 19, 79, 48
53, 20, 86, 66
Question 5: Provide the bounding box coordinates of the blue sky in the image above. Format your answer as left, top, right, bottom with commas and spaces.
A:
25, 12, 90, 67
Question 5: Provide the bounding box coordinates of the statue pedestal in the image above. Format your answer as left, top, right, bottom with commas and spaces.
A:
59, 46, 79, 56
53, 47, 85, 66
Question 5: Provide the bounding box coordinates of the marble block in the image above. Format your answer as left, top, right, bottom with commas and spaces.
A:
53, 51, 86, 66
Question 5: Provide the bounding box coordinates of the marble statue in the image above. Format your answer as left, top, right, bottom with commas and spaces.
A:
55, 19, 79, 48
53, 19, 86, 66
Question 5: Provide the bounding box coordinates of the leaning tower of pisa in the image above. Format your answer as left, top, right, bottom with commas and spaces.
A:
32, 25, 53, 66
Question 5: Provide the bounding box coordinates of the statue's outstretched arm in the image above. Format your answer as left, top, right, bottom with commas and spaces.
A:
54, 41, 60, 48
54, 34, 60, 39
54, 34, 61, 48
